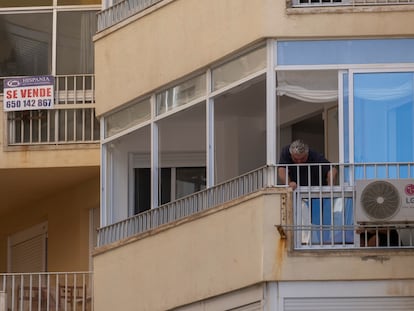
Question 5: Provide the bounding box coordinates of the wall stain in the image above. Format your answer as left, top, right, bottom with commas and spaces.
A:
360, 255, 390, 263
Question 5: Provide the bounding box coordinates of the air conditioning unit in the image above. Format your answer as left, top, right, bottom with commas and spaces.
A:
356, 179, 414, 223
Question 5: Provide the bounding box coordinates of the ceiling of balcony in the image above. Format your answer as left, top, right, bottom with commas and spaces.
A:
0, 166, 99, 216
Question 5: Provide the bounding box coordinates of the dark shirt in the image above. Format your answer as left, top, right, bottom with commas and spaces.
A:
279, 145, 332, 186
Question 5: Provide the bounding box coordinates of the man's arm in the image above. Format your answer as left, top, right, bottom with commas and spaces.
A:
326, 166, 338, 186
278, 166, 297, 190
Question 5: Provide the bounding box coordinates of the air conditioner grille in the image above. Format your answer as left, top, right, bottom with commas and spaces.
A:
360, 180, 400, 221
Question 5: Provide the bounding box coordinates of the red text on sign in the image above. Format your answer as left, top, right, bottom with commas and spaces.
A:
5, 90, 17, 99
20, 87, 52, 98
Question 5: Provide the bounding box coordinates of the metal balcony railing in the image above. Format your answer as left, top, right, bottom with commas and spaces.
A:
97, 0, 163, 32
98, 163, 414, 250
292, 0, 414, 7
5, 74, 99, 146
98, 165, 274, 246
0, 272, 93, 311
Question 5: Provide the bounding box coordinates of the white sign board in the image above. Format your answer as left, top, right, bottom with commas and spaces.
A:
3, 75, 55, 111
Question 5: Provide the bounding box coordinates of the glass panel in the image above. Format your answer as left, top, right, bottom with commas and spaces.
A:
276, 70, 338, 162
158, 103, 206, 204
160, 168, 171, 205
58, 0, 101, 4
303, 197, 353, 245
156, 74, 206, 115
106, 126, 151, 219
212, 46, 266, 91
56, 10, 97, 75
353, 72, 414, 178
134, 168, 150, 214
0, 13, 52, 78
277, 39, 414, 66
215, 77, 266, 183
105, 98, 151, 138
0, 0, 52, 7
342, 72, 353, 184
343, 72, 349, 163
176, 167, 206, 199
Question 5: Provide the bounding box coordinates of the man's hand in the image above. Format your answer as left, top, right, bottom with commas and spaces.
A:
327, 166, 338, 186
289, 181, 297, 190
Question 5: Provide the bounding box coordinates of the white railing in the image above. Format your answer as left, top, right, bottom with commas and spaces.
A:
97, 0, 163, 32
292, 0, 414, 7
6, 74, 99, 146
98, 162, 414, 250
0, 272, 92, 311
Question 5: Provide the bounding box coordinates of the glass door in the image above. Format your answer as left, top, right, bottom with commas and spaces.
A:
350, 70, 414, 178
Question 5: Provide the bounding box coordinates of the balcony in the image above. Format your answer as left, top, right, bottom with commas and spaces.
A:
98, 163, 414, 250
97, 0, 164, 32
3, 75, 99, 147
0, 272, 92, 311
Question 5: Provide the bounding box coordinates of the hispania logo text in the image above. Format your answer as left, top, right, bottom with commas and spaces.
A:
405, 184, 414, 196
5, 79, 20, 87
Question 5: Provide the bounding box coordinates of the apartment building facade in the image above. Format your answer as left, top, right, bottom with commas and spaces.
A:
0, 1, 101, 310
94, 0, 414, 310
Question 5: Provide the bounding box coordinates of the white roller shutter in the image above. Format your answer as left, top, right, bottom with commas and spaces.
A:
284, 297, 414, 311
8, 222, 47, 273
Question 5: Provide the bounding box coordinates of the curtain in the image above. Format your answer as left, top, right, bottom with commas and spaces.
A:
276, 70, 338, 103
80, 12, 96, 74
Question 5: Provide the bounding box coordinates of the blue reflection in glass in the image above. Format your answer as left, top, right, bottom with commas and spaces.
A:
277, 39, 414, 65
353, 72, 414, 179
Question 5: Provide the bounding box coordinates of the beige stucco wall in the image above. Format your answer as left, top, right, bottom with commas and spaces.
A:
93, 191, 281, 311
94, 0, 414, 116
0, 147, 100, 169
93, 189, 414, 311
0, 175, 99, 272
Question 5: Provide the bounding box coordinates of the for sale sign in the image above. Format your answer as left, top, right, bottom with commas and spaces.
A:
3, 75, 55, 111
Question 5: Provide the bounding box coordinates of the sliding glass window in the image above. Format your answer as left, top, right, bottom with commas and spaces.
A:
57, 11, 96, 75
0, 13, 52, 77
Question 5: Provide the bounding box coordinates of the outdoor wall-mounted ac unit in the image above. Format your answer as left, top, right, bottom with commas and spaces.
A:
356, 179, 414, 223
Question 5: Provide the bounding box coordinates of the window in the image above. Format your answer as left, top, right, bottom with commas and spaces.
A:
156, 74, 206, 116
56, 10, 97, 75
0, 0, 52, 7
352, 71, 414, 178
8, 222, 47, 273
105, 98, 151, 138
353, 71, 414, 163
212, 46, 266, 91
58, 0, 100, 4
0, 13, 52, 78
133, 167, 206, 215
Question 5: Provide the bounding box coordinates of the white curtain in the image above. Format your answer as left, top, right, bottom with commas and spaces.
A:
276, 70, 338, 103
80, 12, 96, 74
